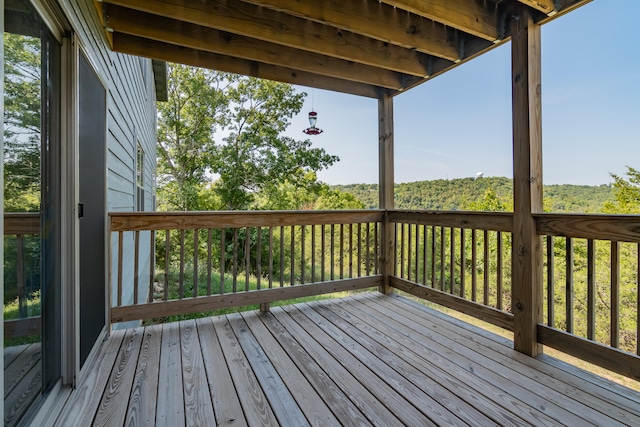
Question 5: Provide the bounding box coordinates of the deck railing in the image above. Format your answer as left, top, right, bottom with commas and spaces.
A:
109, 210, 383, 323
535, 213, 640, 379
108, 209, 640, 380
3, 213, 41, 339
388, 210, 515, 331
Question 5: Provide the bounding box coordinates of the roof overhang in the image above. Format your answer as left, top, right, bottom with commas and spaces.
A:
93, 0, 591, 98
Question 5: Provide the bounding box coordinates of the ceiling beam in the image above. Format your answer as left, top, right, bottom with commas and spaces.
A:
105, 5, 406, 89
102, 0, 455, 75
517, 0, 556, 14
238, 0, 461, 58
379, 0, 499, 41
111, 33, 383, 98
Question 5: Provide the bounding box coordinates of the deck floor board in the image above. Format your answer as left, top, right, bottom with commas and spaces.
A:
59, 292, 640, 426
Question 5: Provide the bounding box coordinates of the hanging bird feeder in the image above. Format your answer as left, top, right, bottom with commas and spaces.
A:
303, 111, 323, 135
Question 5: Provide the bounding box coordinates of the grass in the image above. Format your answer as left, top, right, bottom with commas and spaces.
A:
3, 292, 41, 347
396, 290, 640, 393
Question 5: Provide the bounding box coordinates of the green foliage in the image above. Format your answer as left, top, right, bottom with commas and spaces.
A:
334, 177, 614, 213
3, 32, 41, 212
157, 64, 337, 211
602, 166, 640, 214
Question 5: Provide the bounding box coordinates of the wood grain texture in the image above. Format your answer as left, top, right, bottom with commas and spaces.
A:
107, 5, 405, 89
56, 330, 126, 426
3, 213, 39, 235
93, 328, 144, 426
510, 8, 543, 357
196, 317, 248, 427
180, 320, 215, 426
256, 311, 371, 425
214, 316, 279, 426
112, 33, 382, 98
227, 313, 309, 426
4, 344, 40, 398
535, 213, 640, 242
156, 322, 185, 427
4, 316, 41, 339
124, 325, 162, 427
111, 276, 381, 322
240, 311, 340, 426
390, 276, 514, 331
110, 210, 383, 232
538, 325, 640, 381
389, 210, 514, 233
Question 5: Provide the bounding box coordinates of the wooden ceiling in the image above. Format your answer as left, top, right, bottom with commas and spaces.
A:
94, 0, 590, 98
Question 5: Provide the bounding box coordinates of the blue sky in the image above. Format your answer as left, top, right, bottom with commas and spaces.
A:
285, 1, 640, 186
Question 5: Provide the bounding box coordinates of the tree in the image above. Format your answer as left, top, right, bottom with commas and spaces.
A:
3, 33, 42, 212
156, 64, 338, 211
602, 166, 640, 214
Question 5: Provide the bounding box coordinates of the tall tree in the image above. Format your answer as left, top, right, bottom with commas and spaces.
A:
157, 64, 337, 211
602, 166, 640, 214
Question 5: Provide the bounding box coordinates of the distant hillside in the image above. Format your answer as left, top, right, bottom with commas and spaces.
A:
333, 177, 615, 213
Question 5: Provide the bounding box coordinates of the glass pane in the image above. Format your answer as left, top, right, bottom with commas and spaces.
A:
4, 0, 61, 424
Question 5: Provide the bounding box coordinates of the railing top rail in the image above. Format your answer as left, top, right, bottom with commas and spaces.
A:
109, 209, 385, 232
388, 210, 513, 233
4, 212, 40, 235
534, 212, 640, 242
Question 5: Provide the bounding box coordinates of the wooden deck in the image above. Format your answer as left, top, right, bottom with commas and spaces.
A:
57, 293, 640, 426
4, 343, 41, 426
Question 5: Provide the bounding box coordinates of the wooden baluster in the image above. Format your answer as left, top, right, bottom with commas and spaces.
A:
16, 235, 26, 317
321, 224, 326, 281
483, 230, 489, 306
330, 224, 335, 280
497, 231, 503, 310
232, 228, 238, 292
290, 226, 296, 286
301, 225, 306, 284
280, 226, 285, 287
586, 239, 595, 340
340, 224, 344, 279
311, 224, 316, 282
349, 223, 354, 278
546, 236, 554, 327
220, 228, 226, 295
245, 227, 250, 292
269, 227, 274, 289
423, 225, 428, 286
207, 229, 212, 296
566, 237, 573, 333
400, 223, 405, 279
374, 222, 379, 275
449, 227, 455, 294
194, 229, 199, 298
179, 230, 185, 298
257, 227, 262, 290
365, 223, 370, 276
149, 230, 155, 303
134, 230, 140, 304
415, 224, 420, 283
431, 225, 436, 288
165, 230, 170, 301
611, 241, 620, 348
471, 229, 477, 302
440, 227, 445, 292
118, 231, 124, 306
357, 223, 362, 278
407, 223, 412, 282
460, 229, 466, 298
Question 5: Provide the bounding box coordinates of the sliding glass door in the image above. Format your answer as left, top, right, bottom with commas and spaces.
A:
3, 0, 62, 424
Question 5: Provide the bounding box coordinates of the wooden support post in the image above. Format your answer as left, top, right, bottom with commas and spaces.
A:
511, 9, 543, 357
379, 91, 394, 294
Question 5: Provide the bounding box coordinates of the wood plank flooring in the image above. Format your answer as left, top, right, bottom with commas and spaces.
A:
57, 293, 640, 426
4, 343, 41, 427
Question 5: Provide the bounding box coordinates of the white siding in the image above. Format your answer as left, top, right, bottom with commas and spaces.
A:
59, 0, 157, 325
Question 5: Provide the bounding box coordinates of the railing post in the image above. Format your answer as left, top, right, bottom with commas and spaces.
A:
511, 9, 543, 357
379, 91, 394, 294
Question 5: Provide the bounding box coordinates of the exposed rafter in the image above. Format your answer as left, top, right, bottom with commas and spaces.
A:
94, 0, 592, 98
